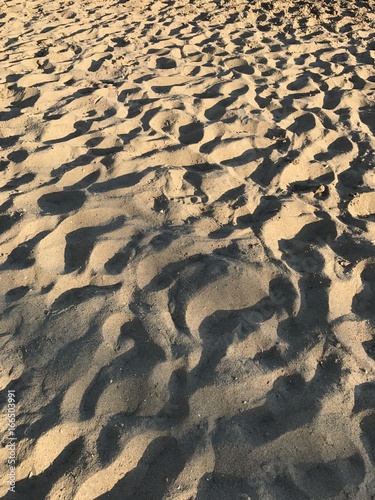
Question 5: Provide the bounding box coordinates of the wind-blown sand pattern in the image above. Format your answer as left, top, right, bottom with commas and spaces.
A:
1, 0, 375, 498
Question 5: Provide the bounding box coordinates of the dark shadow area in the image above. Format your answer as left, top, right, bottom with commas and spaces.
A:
88, 167, 153, 193
292, 453, 365, 499
0, 211, 23, 233
10, 438, 84, 500
353, 382, 375, 414
64, 216, 125, 273
5, 285, 30, 302
0, 172, 36, 192
50, 283, 122, 311
80, 318, 165, 422
96, 436, 185, 499
7, 149, 28, 163
196, 472, 255, 500
213, 355, 342, 447
38, 191, 86, 215
105, 232, 143, 275
178, 121, 204, 144
352, 263, 375, 328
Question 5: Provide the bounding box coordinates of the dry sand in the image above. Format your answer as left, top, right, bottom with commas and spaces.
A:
1, 0, 375, 498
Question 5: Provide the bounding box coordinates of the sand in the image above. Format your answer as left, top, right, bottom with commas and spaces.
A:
1, 0, 375, 498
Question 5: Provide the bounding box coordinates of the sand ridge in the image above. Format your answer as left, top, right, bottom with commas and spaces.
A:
1, 0, 375, 498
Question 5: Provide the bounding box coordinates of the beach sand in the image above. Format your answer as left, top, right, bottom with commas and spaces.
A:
1, 0, 375, 498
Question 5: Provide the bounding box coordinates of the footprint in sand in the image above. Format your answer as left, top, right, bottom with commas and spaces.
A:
149, 109, 204, 145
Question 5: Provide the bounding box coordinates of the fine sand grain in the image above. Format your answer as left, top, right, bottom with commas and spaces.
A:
1, 0, 375, 498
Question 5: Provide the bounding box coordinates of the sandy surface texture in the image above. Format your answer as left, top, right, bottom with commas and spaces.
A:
1, 0, 375, 498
